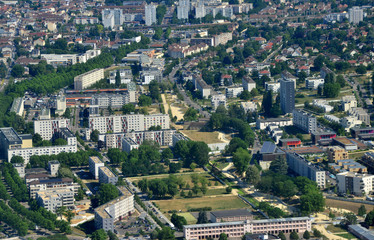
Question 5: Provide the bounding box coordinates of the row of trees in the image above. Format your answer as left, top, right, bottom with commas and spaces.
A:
0, 200, 29, 236
29, 150, 100, 168
3, 163, 28, 202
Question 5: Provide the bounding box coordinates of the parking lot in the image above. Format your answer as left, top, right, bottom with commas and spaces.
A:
114, 213, 155, 237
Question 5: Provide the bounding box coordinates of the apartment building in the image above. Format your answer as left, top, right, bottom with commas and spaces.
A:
74, 68, 104, 90
292, 109, 317, 133
313, 99, 333, 113
342, 95, 357, 112
337, 172, 374, 196
348, 6, 363, 24
281, 71, 297, 88
34, 119, 70, 140
102, 9, 124, 28
184, 217, 312, 240
328, 146, 348, 162
256, 118, 293, 130
241, 102, 257, 113
90, 94, 131, 108
213, 32, 233, 47
193, 76, 211, 98
265, 82, 280, 92
36, 188, 74, 213
305, 77, 324, 89
172, 133, 190, 146
89, 156, 105, 180
349, 107, 370, 125
242, 76, 256, 92
95, 186, 135, 231
226, 87, 243, 98
13, 163, 25, 178
48, 160, 60, 177
280, 79, 295, 114
330, 159, 367, 173
351, 127, 374, 140
41, 50, 101, 66
211, 95, 226, 110
89, 114, 170, 134
99, 166, 118, 185
29, 178, 79, 198
145, 3, 157, 26
286, 151, 326, 188
122, 137, 140, 153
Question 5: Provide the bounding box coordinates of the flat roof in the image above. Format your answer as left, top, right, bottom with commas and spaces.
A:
279, 138, 301, 142
260, 141, 276, 154
94, 186, 133, 219
0, 127, 22, 145
100, 166, 116, 178
59, 128, 75, 138
283, 146, 325, 155
89, 156, 103, 164
258, 118, 291, 123
334, 137, 357, 146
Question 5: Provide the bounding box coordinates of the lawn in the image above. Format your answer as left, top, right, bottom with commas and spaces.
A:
153, 196, 249, 213
326, 224, 347, 233
177, 212, 196, 224
325, 199, 374, 214
131, 172, 223, 188
349, 151, 368, 160
335, 233, 357, 239
180, 130, 224, 144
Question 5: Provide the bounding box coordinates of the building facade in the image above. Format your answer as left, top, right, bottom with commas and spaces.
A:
29, 178, 79, 198
74, 68, 104, 90
99, 166, 118, 185
145, 4, 157, 26
348, 6, 363, 24
36, 188, 74, 213
337, 172, 374, 196
89, 156, 105, 180
34, 119, 70, 140
280, 79, 295, 114
292, 109, 317, 133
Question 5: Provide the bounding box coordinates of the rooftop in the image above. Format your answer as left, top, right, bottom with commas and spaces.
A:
258, 118, 291, 123
211, 209, 252, 218
89, 156, 103, 164
260, 141, 276, 154
0, 127, 22, 145
99, 166, 116, 178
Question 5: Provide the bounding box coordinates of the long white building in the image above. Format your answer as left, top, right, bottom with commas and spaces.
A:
89, 114, 170, 134
74, 68, 104, 90
34, 118, 70, 140
95, 186, 134, 231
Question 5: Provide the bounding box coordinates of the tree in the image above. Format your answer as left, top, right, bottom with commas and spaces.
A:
226, 138, 248, 155
115, 70, 121, 87
313, 229, 322, 238
184, 108, 199, 121
313, 55, 325, 71
157, 227, 175, 240
219, 233, 228, 240
63, 108, 71, 118
239, 90, 251, 100
356, 65, 367, 75
358, 204, 367, 217
245, 165, 260, 185
336, 75, 346, 88
11, 64, 25, 78
53, 138, 67, 146
190, 141, 210, 166
91, 229, 108, 240
97, 184, 119, 205
90, 130, 100, 142
171, 213, 187, 230
278, 232, 286, 240
56, 206, 67, 219
323, 82, 340, 98
365, 210, 374, 226
138, 95, 152, 106
303, 230, 310, 239
107, 230, 119, 240
226, 186, 232, 193
162, 148, 173, 161
10, 156, 24, 164
262, 90, 273, 117
290, 231, 299, 240
269, 157, 288, 175
63, 210, 75, 223
342, 212, 357, 226
197, 211, 208, 224
122, 104, 136, 114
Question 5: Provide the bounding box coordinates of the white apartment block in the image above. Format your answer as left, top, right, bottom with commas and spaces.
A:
306, 77, 324, 89
293, 109, 317, 133
95, 186, 135, 232
36, 188, 74, 213
74, 68, 104, 90
48, 160, 60, 177
8, 144, 77, 164
341, 116, 362, 131
211, 95, 226, 110
265, 82, 280, 92
313, 99, 333, 112
286, 152, 325, 188
41, 49, 101, 66
34, 118, 70, 140
342, 95, 357, 112
256, 118, 293, 130
145, 3, 157, 26
89, 114, 170, 134
241, 102, 257, 113
226, 87, 243, 98
29, 177, 79, 199
337, 172, 374, 196
122, 137, 140, 153
242, 77, 256, 92
99, 166, 118, 185
99, 129, 176, 149
90, 94, 131, 108
102, 9, 124, 28
349, 107, 370, 125
348, 6, 363, 24
89, 156, 105, 180
177, 0, 190, 19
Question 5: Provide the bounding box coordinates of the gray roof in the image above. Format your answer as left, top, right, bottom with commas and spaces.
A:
348, 224, 374, 240
211, 209, 252, 218
260, 141, 276, 154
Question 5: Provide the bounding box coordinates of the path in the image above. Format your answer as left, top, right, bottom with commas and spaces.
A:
161, 94, 170, 114
313, 225, 346, 240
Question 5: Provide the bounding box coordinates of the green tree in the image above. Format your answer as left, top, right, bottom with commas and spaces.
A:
184, 108, 199, 121
323, 83, 340, 98
358, 204, 367, 217
56, 206, 67, 219
157, 227, 175, 240
342, 212, 357, 226
239, 90, 251, 100
365, 210, 374, 226
356, 65, 367, 75
313, 229, 322, 238
63, 210, 75, 223
245, 165, 260, 185
290, 231, 299, 240
197, 211, 208, 224
53, 138, 68, 146
90, 130, 100, 142
11, 64, 25, 78
122, 104, 136, 114
278, 231, 286, 240
303, 230, 310, 239
98, 184, 119, 205
313, 55, 325, 71
226, 186, 232, 194
138, 95, 152, 106
336, 75, 346, 88
91, 229, 108, 240
107, 230, 119, 240
10, 156, 24, 164
269, 157, 288, 175
262, 90, 273, 117
171, 213, 187, 230
162, 148, 173, 161
232, 148, 251, 176
219, 233, 228, 240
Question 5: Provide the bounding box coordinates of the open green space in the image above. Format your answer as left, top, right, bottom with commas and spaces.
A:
335, 233, 357, 239
153, 196, 249, 213
177, 212, 196, 224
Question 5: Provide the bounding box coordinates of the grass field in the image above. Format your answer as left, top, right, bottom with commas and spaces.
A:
326, 225, 347, 233
335, 233, 357, 239
153, 196, 249, 213
326, 199, 374, 214
180, 130, 224, 144
348, 151, 368, 160
132, 172, 223, 187
177, 212, 196, 224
